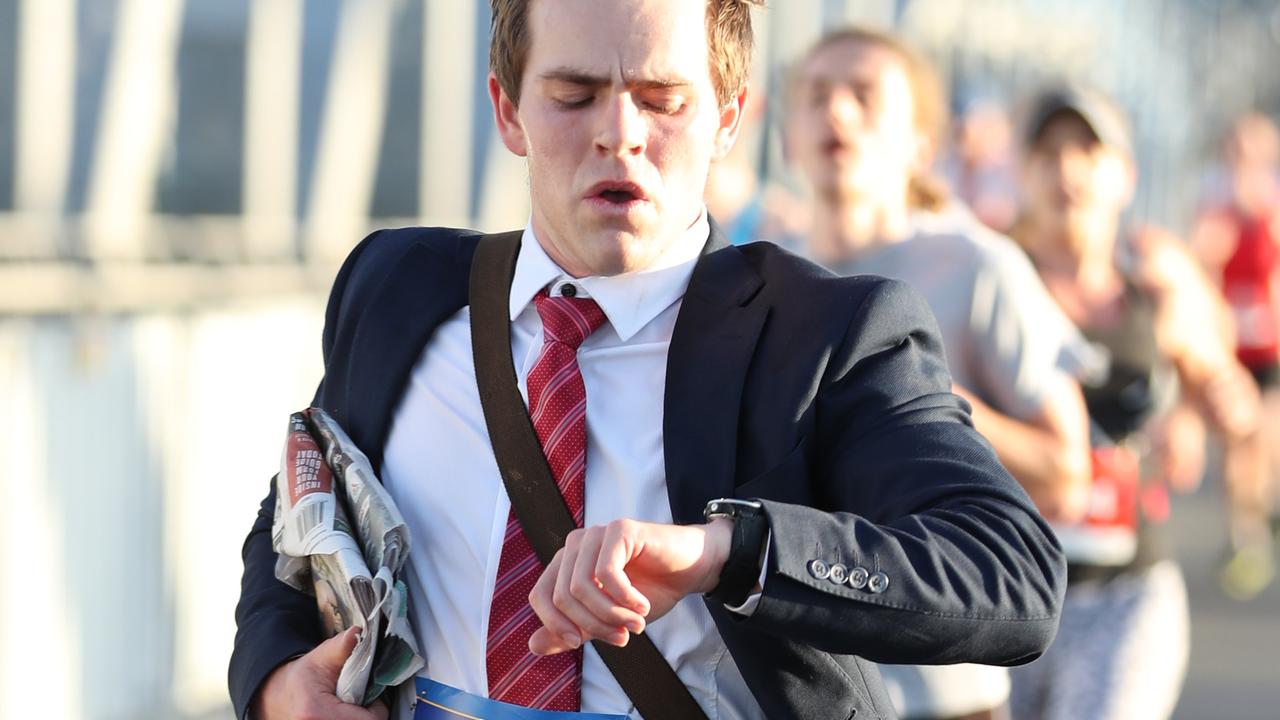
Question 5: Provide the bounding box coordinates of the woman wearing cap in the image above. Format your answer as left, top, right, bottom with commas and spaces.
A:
784, 28, 1094, 720
1009, 86, 1262, 720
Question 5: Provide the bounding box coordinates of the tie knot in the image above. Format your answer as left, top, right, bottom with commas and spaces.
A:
534, 290, 607, 349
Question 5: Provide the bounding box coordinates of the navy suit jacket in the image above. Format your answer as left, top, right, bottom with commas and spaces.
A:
230, 225, 1066, 720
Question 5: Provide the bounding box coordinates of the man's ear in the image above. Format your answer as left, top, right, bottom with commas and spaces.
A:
713, 86, 750, 160
489, 73, 528, 157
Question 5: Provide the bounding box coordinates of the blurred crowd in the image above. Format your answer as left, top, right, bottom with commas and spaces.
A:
709, 25, 1280, 720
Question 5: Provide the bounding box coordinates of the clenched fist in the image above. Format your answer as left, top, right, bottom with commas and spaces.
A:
527, 518, 733, 656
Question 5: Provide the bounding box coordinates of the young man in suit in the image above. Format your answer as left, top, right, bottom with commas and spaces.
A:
230, 2, 1067, 719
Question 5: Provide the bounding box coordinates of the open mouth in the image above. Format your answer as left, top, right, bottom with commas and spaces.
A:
600, 189, 637, 203
824, 138, 854, 157
588, 181, 648, 206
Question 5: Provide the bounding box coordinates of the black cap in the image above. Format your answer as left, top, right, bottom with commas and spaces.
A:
1023, 84, 1133, 157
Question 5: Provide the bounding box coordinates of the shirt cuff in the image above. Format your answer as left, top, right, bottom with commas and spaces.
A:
725, 531, 770, 616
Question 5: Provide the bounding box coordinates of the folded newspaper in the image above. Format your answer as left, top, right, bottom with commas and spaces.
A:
272, 408, 425, 705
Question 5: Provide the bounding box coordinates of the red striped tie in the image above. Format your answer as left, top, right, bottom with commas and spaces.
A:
486, 288, 607, 710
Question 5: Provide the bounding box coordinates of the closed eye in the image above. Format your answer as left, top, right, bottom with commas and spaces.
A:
544, 75, 601, 110
643, 98, 685, 115
635, 86, 688, 115
553, 95, 595, 110
805, 82, 833, 108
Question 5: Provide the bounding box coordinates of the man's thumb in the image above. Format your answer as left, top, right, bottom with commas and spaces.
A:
312, 625, 362, 671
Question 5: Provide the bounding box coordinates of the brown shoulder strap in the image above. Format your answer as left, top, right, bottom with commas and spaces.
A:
469, 231, 709, 720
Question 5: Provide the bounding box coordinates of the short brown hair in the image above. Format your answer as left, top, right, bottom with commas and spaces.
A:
489, 0, 765, 108
798, 27, 950, 210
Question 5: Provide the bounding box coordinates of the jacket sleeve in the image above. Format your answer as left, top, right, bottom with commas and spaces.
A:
744, 277, 1067, 667
227, 231, 382, 719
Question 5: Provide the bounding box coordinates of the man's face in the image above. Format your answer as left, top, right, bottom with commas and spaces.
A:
490, 0, 743, 277
788, 41, 923, 207
1023, 112, 1132, 232
1226, 117, 1280, 215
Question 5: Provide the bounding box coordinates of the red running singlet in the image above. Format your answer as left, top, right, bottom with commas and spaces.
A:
1222, 210, 1280, 369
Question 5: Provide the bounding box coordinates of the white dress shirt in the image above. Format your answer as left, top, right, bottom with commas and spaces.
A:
380, 211, 764, 719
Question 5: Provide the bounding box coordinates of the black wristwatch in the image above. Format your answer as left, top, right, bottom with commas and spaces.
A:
703, 498, 769, 607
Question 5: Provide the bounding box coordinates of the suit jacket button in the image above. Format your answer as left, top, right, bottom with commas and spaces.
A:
847, 566, 870, 590
808, 559, 831, 580
828, 563, 848, 584
868, 572, 890, 594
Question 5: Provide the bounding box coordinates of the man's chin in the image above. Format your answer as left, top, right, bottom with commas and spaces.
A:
573, 227, 668, 277
585, 234, 648, 276
824, 181, 873, 207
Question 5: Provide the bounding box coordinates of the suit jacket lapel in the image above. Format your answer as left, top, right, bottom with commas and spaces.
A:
339, 238, 474, 473
664, 223, 768, 524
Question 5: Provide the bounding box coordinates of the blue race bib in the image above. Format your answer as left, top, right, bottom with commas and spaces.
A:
413, 678, 630, 720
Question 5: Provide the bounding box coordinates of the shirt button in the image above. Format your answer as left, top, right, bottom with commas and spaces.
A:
868, 572, 890, 594
828, 563, 848, 585
560, 283, 577, 297
847, 566, 870, 590
808, 559, 830, 580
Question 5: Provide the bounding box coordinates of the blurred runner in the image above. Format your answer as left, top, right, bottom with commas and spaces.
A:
783, 28, 1094, 720
1008, 85, 1264, 720
940, 97, 1021, 234
1191, 112, 1280, 599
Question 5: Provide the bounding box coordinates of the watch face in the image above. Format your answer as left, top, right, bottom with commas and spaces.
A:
711, 497, 757, 512
705, 498, 763, 519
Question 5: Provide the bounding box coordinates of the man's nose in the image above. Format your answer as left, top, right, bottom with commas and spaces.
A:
1055, 148, 1089, 184
825, 87, 861, 126
594, 94, 647, 158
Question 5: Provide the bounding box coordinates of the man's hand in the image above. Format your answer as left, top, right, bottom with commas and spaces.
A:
527, 518, 733, 656
250, 626, 390, 720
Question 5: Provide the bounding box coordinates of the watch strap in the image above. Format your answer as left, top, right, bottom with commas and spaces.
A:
704, 499, 769, 607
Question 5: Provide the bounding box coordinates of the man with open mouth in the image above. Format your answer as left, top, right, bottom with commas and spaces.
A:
230, 2, 1068, 719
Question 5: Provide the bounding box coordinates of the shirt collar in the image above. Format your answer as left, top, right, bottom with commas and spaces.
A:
507, 208, 709, 342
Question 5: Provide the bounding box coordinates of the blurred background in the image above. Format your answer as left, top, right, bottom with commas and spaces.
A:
2, 0, 1278, 718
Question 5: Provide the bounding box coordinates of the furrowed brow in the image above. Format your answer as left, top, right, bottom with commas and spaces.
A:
630, 78, 693, 92
540, 69, 609, 88
539, 68, 692, 92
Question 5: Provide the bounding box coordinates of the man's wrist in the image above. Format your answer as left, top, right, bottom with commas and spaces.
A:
700, 517, 735, 593
249, 653, 305, 720
702, 498, 768, 606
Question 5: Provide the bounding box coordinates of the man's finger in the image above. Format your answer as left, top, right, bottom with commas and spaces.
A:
530, 552, 583, 653
530, 625, 581, 656
571, 527, 646, 635
286, 689, 385, 720
369, 696, 392, 720
311, 625, 362, 672
595, 520, 651, 619
552, 542, 630, 646
327, 703, 389, 720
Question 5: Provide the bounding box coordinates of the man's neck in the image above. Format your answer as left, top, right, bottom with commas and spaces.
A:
1024, 215, 1118, 292
807, 198, 912, 266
